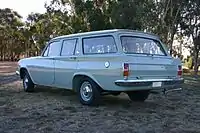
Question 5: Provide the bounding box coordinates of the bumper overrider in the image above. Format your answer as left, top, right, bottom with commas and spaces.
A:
16, 70, 20, 76
16, 65, 20, 76
115, 78, 184, 93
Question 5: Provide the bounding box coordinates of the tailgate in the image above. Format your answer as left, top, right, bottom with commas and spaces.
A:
126, 55, 179, 79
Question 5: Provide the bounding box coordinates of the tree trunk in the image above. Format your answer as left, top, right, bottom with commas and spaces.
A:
169, 26, 177, 56
169, 40, 173, 55
26, 42, 29, 58
193, 45, 199, 76
2, 49, 4, 61
11, 52, 14, 61
193, 35, 200, 76
0, 48, 2, 61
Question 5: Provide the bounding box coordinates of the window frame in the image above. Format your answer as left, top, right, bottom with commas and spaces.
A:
82, 35, 118, 55
60, 38, 78, 56
41, 43, 50, 57
42, 45, 50, 57
120, 35, 167, 56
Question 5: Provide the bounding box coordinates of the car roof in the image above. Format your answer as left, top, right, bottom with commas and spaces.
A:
52, 29, 159, 41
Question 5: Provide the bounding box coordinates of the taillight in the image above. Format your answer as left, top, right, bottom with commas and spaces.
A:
177, 65, 182, 76
123, 63, 129, 79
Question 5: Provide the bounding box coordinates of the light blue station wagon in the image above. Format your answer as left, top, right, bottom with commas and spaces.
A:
16, 29, 184, 106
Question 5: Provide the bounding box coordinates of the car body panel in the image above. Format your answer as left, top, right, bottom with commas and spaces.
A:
18, 56, 55, 86
54, 56, 78, 89
16, 29, 184, 92
124, 55, 179, 79
75, 54, 123, 90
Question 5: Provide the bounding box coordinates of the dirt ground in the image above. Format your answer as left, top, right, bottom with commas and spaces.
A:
0, 62, 200, 133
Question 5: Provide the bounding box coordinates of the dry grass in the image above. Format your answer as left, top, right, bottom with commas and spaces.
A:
0, 62, 200, 133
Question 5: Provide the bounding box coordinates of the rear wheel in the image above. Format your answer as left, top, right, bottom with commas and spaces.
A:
127, 90, 149, 102
22, 71, 34, 92
78, 78, 101, 106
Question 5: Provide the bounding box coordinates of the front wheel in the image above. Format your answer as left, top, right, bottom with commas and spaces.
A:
23, 71, 34, 92
78, 78, 101, 106
127, 90, 149, 102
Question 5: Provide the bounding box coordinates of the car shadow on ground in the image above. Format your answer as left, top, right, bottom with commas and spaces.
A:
33, 86, 162, 109
34, 86, 76, 96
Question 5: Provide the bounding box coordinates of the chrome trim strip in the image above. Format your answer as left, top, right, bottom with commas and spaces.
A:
115, 78, 184, 83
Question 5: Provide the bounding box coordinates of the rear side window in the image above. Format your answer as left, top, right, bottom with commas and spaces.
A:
48, 41, 62, 56
61, 39, 77, 56
83, 36, 117, 54
121, 36, 166, 56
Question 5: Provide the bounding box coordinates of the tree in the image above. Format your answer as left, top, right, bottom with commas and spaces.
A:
180, 0, 200, 75
148, 0, 186, 55
0, 8, 24, 60
0, 0, 198, 65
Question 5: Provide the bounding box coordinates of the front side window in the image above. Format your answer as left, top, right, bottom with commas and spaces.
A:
48, 41, 62, 56
61, 39, 77, 56
83, 36, 117, 54
121, 36, 166, 56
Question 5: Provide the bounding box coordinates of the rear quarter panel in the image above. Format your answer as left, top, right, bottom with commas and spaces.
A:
75, 54, 125, 91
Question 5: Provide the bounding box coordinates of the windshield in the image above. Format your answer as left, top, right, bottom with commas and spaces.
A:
121, 36, 166, 56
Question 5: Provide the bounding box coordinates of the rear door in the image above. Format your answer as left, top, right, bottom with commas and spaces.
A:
120, 36, 178, 80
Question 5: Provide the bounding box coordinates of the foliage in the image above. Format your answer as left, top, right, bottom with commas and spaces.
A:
184, 56, 193, 69
0, 8, 24, 60
0, 0, 199, 75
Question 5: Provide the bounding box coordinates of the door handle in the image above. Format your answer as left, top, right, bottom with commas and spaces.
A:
69, 57, 76, 60
47, 57, 55, 60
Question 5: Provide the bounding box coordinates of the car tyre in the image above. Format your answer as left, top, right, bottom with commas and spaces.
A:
23, 71, 34, 92
78, 78, 101, 106
127, 90, 149, 102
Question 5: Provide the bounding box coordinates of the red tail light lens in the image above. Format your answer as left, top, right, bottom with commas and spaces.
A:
177, 65, 182, 76
123, 63, 129, 79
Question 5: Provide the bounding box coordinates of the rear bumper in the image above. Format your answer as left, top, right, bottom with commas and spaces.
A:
114, 78, 184, 91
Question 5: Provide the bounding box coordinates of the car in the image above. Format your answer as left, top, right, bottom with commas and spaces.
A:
16, 29, 184, 106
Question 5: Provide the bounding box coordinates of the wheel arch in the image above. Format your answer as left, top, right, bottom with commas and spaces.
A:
20, 67, 27, 79
72, 73, 103, 92
19, 67, 35, 84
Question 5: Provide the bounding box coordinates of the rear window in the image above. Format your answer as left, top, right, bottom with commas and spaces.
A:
83, 36, 117, 54
121, 36, 166, 56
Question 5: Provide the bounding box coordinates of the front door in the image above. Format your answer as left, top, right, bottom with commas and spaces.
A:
54, 38, 78, 89
29, 41, 62, 86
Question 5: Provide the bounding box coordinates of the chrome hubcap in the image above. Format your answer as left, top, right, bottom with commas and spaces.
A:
23, 76, 28, 89
80, 82, 93, 102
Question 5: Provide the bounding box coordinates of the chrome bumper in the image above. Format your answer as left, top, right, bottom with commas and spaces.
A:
16, 70, 20, 76
115, 78, 184, 87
